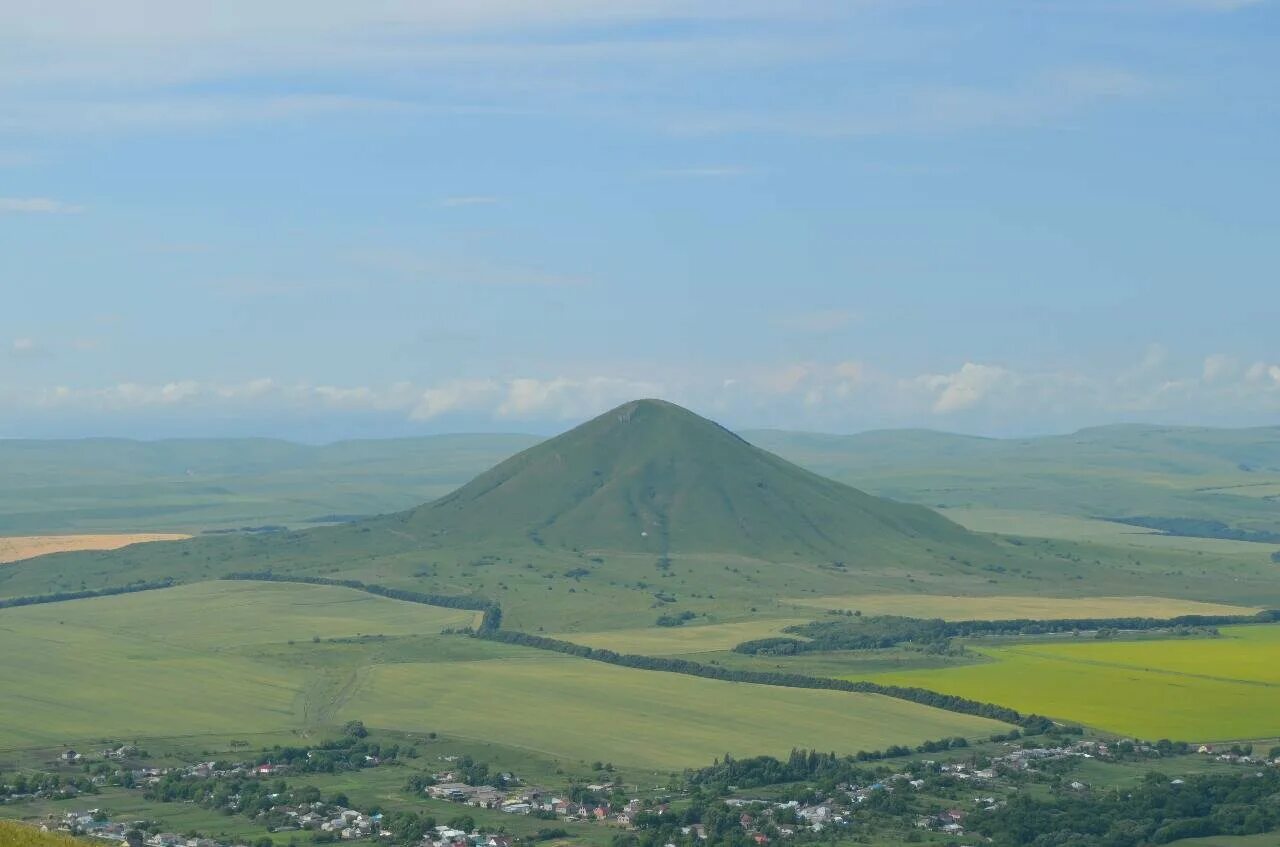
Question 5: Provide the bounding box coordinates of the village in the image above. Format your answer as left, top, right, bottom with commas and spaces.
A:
17, 736, 1280, 847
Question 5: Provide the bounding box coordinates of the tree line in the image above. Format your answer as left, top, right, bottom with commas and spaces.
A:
0, 578, 175, 611
222, 572, 495, 612
971, 768, 1280, 845
470, 627, 1034, 726
734, 609, 1280, 655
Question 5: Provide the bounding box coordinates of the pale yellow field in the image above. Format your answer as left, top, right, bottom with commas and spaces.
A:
0, 533, 192, 564
940, 508, 1274, 555
552, 618, 813, 654
786, 593, 1261, 620
858, 625, 1280, 741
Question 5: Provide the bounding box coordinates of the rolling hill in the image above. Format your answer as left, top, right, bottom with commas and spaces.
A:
384, 399, 983, 562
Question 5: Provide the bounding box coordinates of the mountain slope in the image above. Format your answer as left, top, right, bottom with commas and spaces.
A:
386, 399, 982, 561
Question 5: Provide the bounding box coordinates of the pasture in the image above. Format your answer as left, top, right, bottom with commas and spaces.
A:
341, 655, 1009, 770
0, 533, 190, 564
787, 593, 1260, 620
859, 625, 1280, 741
0, 582, 477, 747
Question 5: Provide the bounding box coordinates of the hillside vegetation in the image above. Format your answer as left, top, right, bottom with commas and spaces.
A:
389, 399, 982, 562
0, 821, 84, 847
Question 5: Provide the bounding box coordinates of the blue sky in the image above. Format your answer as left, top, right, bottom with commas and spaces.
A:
2, 0, 1278, 440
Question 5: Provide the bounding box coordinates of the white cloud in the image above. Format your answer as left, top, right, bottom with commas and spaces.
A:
497, 376, 662, 419
412, 380, 503, 420
8, 348, 1280, 434
10, 337, 49, 358
1202, 353, 1237, 383
921, 363, 1012, 414
0, 196, 83, 213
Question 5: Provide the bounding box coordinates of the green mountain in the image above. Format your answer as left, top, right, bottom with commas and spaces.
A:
384, 399, 982, 561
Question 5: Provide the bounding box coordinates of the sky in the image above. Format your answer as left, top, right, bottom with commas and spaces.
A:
2, 0, 1278, 441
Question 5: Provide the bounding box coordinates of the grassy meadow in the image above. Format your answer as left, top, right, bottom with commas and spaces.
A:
341, 655, 1009, 770
0, 582, 477, 747
855, 625, 1280, 741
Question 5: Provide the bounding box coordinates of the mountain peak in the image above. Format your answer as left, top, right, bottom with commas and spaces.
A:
393, 398, 981, 562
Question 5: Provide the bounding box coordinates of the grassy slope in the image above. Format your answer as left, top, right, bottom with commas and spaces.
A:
390, 399, 982, 562
0, 822, 85, 847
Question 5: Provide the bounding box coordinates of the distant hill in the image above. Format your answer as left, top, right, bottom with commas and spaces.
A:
746, 424, 1280, 533
0, 433, 540, 533
7, 407, 1280, 629
385, 399, 982, 561
3, 417, 1278, 538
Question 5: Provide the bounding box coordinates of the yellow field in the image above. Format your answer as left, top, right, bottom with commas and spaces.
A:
857, 625, 1280, 741
552, 618, 813, 654
787, 593, 1260, 620
0, 533, 191, 564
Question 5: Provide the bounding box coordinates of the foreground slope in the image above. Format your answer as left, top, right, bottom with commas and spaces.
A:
387, 399, 984, 562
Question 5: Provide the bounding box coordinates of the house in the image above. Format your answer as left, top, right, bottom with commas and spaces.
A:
60, 750, 81, 763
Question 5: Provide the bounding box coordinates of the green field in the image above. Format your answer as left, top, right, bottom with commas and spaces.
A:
0, 581, 1009, 766
859, 625, 1280, 741
341, 655, 1008, 770
0, 582, 477, 747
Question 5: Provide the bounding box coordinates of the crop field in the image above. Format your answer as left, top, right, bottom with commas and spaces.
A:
0, 533, 191, 564
858, 625, 1280, 741
786, 593, 1260, 620
341, 655, 1010, 770
0, 582, 478, 748
552, 618, 813, 654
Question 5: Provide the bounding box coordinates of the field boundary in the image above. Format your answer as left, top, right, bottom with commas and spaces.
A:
469, 627, 1038, 729
221, 572, 497, 615
0, 578, 175, 610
